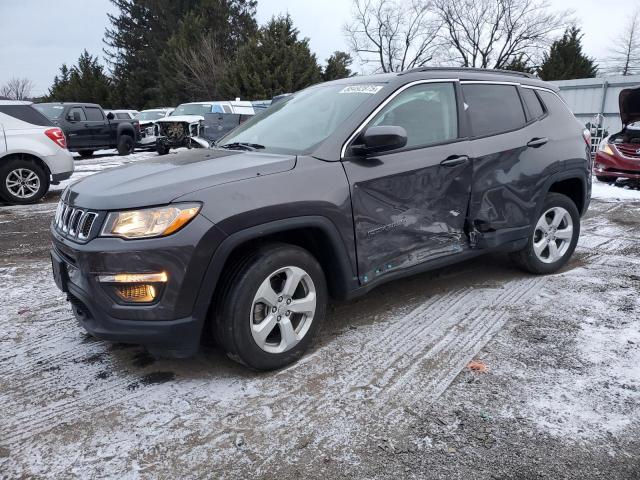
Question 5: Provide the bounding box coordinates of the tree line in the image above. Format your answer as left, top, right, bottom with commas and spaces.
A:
2, 0, 639, 106
43, 0, 353, 109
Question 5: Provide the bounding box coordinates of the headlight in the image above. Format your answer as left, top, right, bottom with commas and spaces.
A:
101, 203, 201, 239
598, 138, 613, 155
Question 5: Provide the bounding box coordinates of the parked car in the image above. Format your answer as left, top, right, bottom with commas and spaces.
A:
134, 108, 174, 148
104, 109, 140, 120
155, 100, 255, 154
35, 103, 140, 158
50, 68, 591, 370
594, 86, 640, 182
0, 100, 74, 204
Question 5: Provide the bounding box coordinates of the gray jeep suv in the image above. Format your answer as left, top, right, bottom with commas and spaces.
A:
50, 68, 591, 370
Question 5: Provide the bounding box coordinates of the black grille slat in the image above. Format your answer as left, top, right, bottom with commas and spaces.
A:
54, 200, 99, 242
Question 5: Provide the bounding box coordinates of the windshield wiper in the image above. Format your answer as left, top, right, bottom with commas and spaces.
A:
217, 142, 266, 151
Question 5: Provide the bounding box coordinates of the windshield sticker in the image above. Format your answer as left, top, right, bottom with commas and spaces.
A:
339, 85, 383, 95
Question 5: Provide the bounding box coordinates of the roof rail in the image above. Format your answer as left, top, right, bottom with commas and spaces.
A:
399, 66, 536, 79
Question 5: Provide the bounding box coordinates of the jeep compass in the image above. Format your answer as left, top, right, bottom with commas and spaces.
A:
50, 68, 591, 370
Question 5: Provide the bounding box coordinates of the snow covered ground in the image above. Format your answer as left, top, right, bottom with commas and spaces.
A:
0, 152, 639, 478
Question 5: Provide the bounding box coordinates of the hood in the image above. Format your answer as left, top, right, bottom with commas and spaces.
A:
156, 115, 203, 124
619, 86, 640, 127
65, 149, 296, 210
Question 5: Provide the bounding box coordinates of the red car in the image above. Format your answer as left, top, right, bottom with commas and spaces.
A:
594, 86, 640, 182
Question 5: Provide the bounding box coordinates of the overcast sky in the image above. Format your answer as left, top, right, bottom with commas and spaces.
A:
0, 0, 638, 96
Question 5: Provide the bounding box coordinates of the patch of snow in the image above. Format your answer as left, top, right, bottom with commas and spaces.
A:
592, 179, 640, 200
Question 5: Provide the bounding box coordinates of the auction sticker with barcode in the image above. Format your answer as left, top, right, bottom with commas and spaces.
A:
339, 85, 383, 94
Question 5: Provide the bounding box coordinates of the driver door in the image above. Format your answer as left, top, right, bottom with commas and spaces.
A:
341, 81, 473, 283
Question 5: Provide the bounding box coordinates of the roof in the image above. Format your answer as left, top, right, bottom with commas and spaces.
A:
0, 100, 32, 106
36, 102, 102, 108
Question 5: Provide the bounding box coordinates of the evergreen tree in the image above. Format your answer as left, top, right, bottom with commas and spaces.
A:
323, 51, 354, 81
104, 0, 257, 108
222, 15, 322, 99
538, 27, 598, 81
47, 50, 112, 105
503, 54, 535, 74
158, 1, 257, 104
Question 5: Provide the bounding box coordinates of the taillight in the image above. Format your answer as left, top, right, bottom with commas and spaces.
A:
582, 128, 591, 147
45, 127, 67, 149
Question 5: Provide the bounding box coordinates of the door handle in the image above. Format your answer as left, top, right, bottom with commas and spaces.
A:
440, 155, 469, 167
527, 137, 548, 148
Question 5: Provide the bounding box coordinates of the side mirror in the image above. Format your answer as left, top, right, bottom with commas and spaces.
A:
352, 126, 408, 156
106, 112, 115, 120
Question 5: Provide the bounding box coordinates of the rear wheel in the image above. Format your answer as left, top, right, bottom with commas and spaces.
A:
213, 243, 327, 370
78, 150, 94, 159
510, 193, 580, 274
0, 157, 49, 204
117, 135, 134, 156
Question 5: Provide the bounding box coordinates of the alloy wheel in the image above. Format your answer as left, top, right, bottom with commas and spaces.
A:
532, 206, 573, 263
6, 168, 40, 199
250, 266, 317, 354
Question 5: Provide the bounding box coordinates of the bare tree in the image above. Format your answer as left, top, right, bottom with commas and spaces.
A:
345, 0, 443, 73
0, 77, 35, 100
607, 9, 640, 76
433, 0, 570, 70
172, 34, 224, 100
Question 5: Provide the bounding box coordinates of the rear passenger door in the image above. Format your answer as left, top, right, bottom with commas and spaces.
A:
462, 82, 553, 247
83, 106, 109, 147
64, 106, 90, 149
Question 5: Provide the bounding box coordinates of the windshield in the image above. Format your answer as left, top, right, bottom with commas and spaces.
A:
34, 104, 65, 119
172, 104, 212, 116
217, 83, 384, 154
135, 111, 167, 121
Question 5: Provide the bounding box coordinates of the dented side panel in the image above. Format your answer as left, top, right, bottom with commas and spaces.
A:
343, 141, 473, 283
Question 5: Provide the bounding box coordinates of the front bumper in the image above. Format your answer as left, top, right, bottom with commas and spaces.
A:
594, 150, 640, 179
50, 214, 226, 357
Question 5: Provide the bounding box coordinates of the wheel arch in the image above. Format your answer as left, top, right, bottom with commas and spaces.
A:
0, 152, 52, 178
194, 216, 358, 325
544, 169, 589, 216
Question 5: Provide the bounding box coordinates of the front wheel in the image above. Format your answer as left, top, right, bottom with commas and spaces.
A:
510, 193, 580, 274
213, 243, 327, 370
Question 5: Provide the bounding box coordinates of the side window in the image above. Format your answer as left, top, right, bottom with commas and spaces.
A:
85, 107, 104, 121
463, 84, 526, 137
0, 105, 52, 126
521, 88, 546, 120
115, 112, 130, 119
368, 82, 458, 148
222, 105, 232, 113
69, 107, 87, 121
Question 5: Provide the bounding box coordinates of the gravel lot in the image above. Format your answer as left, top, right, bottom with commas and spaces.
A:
1, 152, 639, 479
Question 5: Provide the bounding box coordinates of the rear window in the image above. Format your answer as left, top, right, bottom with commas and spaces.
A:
85, 107, 104, 121
0, 105, 53, 126
34, 104, 65, 119
463, 84, 526, 137
521, 88, 546, 120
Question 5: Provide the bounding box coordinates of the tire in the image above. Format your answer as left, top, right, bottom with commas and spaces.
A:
510, 192, 580, 274
117, 135, 134, 156
0, 157, 49, 205
213, 243, 328, 370
156, 143, 170, 155
78, 150, 94, 159
596, 175, 616, 184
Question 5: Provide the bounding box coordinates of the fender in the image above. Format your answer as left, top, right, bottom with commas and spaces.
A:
540, 167, 590, 216
116, 122, 135, 140
191, 216, 359, 320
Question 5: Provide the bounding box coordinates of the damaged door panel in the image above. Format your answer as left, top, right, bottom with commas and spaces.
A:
342, 81, 473, 283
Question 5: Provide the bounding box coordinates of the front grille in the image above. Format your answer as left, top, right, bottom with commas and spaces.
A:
54, 200, 99, 241
614, 143, 640, 159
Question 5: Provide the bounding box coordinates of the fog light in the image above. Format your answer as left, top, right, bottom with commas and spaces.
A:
114, 284, 157, 302
98, 272, 168, 283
